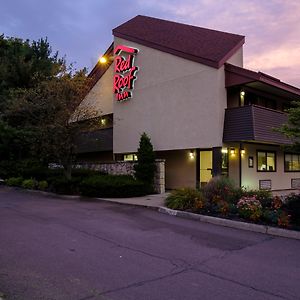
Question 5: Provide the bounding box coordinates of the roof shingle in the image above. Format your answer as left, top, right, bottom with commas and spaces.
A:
113, 15, 245, 68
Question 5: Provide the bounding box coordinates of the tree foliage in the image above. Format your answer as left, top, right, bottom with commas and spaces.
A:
278, 101, 300, 152
0, 35, 90, 179
134, 132, 156, 184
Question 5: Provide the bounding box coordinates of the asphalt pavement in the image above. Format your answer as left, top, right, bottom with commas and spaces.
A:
0, 187, 300, 300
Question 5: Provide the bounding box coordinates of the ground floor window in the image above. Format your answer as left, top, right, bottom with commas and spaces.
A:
123, 153, 138, 161
257, 151, 276, 172
284, 153, 300, 171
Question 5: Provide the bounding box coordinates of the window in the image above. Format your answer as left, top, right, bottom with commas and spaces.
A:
221, 149, 229, 176
123, 153, 138, 161
284, 153, 300, 172
257, 151, 276, 172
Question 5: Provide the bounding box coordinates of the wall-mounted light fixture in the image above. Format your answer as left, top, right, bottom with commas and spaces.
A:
221, 148, 228, 154
240, 90, 245, 97
100, 118, 107, 126
189, 150, 195, 160
99, 56, 107, 64
99, 55, 115, 64
230, 148, 236, 156
240, 148, 246, 156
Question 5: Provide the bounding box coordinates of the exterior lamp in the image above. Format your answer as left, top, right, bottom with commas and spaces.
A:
100, 118, 106, 126
240, 148, 246, 156
240, 90, 245, 97
99, 56, 107, 64
189, 150, 195, 160
230, 148, 236, 156
221, 148, 228, 154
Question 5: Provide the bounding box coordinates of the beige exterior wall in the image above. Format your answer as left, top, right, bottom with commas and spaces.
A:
226, 143, 300, 191
156, 150, 196, 189
226, 47, 243, 67
113, 37, 236, 154
71, 65, 114, 122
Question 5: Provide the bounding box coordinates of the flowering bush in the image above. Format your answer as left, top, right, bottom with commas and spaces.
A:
272, 196, 283, 210
165, 188, 205, 211
237, 196, 262, 221
203, 176, 242, 204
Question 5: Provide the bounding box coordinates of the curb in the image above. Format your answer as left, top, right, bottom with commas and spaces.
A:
158, 207, 300, 241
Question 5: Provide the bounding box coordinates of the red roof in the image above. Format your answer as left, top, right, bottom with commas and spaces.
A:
113, 15, 245, 69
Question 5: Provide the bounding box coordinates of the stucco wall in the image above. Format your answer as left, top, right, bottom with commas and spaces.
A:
225, 143, 300, 191
113, 37, 233, 154
226, 47, 243, 67
71, 65, 114, 122
156, 150, 196, 189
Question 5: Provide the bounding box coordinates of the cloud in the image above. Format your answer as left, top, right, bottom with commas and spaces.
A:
1, 0, 299, 87
135, 0, 300, 87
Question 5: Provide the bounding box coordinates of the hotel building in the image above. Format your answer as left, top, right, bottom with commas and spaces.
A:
72, 15, 300, 192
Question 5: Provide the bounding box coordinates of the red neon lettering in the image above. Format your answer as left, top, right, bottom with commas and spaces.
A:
113, 67, 138, 93
115, 55, 134, 73
116, 91, 132, 101
114, 45, 139, 102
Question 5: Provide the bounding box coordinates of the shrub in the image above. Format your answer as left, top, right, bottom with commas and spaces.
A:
203, 176, 241, 204
80, 175, 153, 198
48, 176, 81, 195
21, 179, 37, 189
0, 161, 19, 179
262, 209, 279, 225
283, 194, 300, 225
237, 196, 262, 221
134, 132, 156, 185
277, 210, 290, 228
38, 180, 48, 191
5, 177, 23, 187
165, 188, 205, 211
242, 189, 272, 208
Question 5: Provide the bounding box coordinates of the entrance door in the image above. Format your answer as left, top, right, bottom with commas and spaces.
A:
199, 150, 212, 187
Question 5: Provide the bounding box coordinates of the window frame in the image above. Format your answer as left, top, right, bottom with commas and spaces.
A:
256, 150, 277, 172
284, 152, 300, 172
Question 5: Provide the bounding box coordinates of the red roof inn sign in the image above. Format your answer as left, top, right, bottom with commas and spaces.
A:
114, 45, 139, 102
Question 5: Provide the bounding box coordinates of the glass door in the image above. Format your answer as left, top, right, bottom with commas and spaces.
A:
199, 150, 212, 187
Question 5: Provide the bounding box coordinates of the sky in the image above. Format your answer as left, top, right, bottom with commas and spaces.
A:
1, 0, 300, 87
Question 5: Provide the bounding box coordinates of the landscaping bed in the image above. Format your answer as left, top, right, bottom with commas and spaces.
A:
165, 176, 300, 231
2, 165, 153, 198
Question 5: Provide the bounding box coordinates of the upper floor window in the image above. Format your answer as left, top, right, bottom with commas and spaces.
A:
284, 153, 300, 172
257, 151, 276, 172
241, 90, 277, 110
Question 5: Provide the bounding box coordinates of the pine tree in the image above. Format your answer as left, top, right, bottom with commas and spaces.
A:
134, 133, 156, 184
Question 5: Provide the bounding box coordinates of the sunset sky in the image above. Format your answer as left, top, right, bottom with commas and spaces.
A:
1, 0, 299, 87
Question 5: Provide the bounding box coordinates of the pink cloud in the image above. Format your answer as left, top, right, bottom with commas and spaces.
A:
137, 0, 300, 87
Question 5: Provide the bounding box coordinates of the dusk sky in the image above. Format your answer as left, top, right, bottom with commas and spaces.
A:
1, 0, 299, 87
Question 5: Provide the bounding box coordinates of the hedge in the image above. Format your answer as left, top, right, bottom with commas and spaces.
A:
80, 175, 153, 198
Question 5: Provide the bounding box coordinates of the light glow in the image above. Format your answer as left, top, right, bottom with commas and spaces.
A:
99, 56, 107, 64
189, 151, 195, 160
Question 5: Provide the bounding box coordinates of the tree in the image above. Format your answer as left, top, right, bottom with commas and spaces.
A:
278, 101, 300, 152
0, 35, 91, 179
4, 70, 90, 179
134, 132, 156, 185
0, 35, 63, 113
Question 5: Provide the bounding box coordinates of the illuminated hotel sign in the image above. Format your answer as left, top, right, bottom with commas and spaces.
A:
114, 45, 139, 102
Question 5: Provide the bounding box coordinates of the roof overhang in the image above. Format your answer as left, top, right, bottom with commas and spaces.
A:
225, 63, 300, 101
